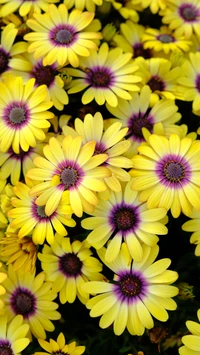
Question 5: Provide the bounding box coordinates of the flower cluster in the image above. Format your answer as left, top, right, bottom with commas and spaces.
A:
0, 0, 200, 354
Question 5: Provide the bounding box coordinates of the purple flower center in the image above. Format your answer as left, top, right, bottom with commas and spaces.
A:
59, 253, 82, 277
4, 102, 29, 128
50, 25, 76, 46
158, 34, 174, 43
32, 63, 56, 87
9, 107, 26, 124
94, 141, 106, 155
147, 75, 165, 92
37, 205, 47, 218
195, 74, 200, 92
179, 4, 199, 22
0, 49, 9, 74
114, 271, 148, 302
11, 287, 36, 318
133, 43, 152, 59
86, 66, 114, 88
109, 203, 140, 234
156, 154, 191, 187
0, 341, 13, 355
60, 167, 79, 189
56, 29, 73, 44
128, 113, 153, 141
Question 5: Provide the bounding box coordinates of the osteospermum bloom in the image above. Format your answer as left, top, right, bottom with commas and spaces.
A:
0, 0, 58, 17
38, 234, 103, 304
162, 0, 200, 39
131, 133, 200, 218
0, 314, 30, 355
106, 85, 181, 157
35, 332, 85, 355
131, 0, 166, 14
82, 243, 179, 336
0, 76, 53, 154
67, 42, 141, 107
134, 57, 181, 104
64, 0, 102, 12
113, 21, 152, 59
8, 181, 75, 245
26, 135, 110, 217
0, 23, 28, 78
2, 265, 61, 339
24, 4, 102, 67
0, 234, 38, 273
62, 112, 133, 192
81, 179, 168, 263
182, 209, 200, 256
178, 52, 200, 113
142, 26, 192, 55
179, 308, 200, 355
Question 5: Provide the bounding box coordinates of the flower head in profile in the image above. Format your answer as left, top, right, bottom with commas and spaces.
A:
0, 76, 54, 154
0, 314, 30, 355
62, 111, 133, 192
162, 0, 200, 39
2, 265, 61, 339
67, 42, 141, 107
82, 243, 179, 336
106, 85, 181, 157
182, 209, 200, 256
24, 4, 102, 67
113, 21, 152, 59
131, 133, 200, 218
34, 332, 85, 355
142, 26, 192, 55
8, 181, 75, 245
26, 135, 110, 218
82, 179, 168, 263
179, 308, 200, 355
134, 57, 181, 105
0, 234, 38, 273
38, 234, 103, 304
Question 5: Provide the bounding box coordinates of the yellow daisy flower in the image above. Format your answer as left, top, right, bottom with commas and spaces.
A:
8, 181, 75, 245
2, 265, 61, 339
142, 26, 192, 55
179, 308, 200, 355
24, 4, 102, 67
182, 209, 200, 256
111, 0, 140, 22
0, 23, 28, 78
82, 178, 168, 263
26, 135, 110, 218
34, 332, 85, 355
0, 0, 58, 18
106, 85, 181, 157
162, 0, 200, 39
131, 133, 200, 218
67, 42, 141, 107
0, 234, 38, 273
82, 243, 179, 336
64, 0, 103, 12
38, 234, 103, 304
178, 52, 200, 113
0, 314, 30, 355
0, 75, 54, 154
62, 111, 133, 192
113, 21, 152, 59
134, 57, 181, 105
131, 0, 167, 14
10, 53, 69, 111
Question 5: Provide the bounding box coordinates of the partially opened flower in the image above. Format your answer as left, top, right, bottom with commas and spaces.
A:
8, 181, 75, 245
34, 332, 85, 355
67, 42, 141, 107
82, 243, 179, 336
131, 0, 167, 14
62, 111, 133, 192
0, 314, 30, 355
106, 85, 181, 157
82, 179, 168, 263
24, 4, 102, 67
0, 76, 54, 154
26, 135, 110, 217
131, 133, 200, 218
179, 308, 200, 355
161, 0, 200, 39
2, 265, 61, 339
